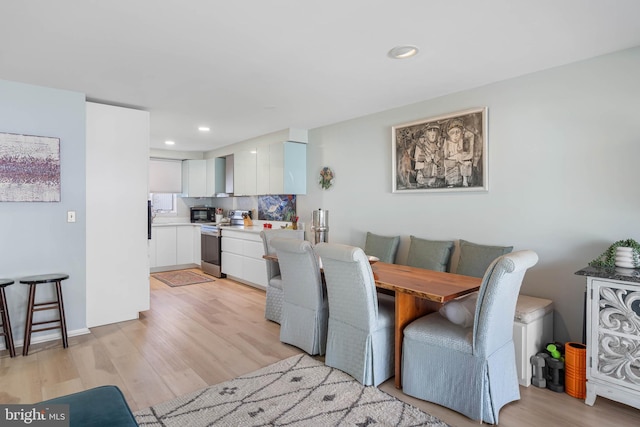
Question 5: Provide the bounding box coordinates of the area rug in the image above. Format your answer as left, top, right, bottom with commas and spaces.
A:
134, 354, 449, 426
152, 270, 214, 287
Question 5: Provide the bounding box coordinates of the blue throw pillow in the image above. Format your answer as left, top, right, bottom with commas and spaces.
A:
456, 239, 513, 278
406, 236, 454, 272
364, 232, 400, 263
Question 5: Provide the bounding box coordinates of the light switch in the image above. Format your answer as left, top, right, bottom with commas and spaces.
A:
67, 211, 76, 223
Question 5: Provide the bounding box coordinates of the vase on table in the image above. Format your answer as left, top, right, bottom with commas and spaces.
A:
615, 247, 640, 268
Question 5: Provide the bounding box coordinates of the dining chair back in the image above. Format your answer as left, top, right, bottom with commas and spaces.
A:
271, 238, 328, 355
401, 250, 538, 424
315, 242, 395, 386
260, 229, 304, 323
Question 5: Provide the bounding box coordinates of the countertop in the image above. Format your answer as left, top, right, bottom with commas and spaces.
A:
575, 265, 640, 283
152, 220, 296, 235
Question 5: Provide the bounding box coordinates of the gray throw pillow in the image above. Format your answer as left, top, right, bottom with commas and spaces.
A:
456, 239, 513, 278
364, 232, 400, 263
406, 236, 454, 271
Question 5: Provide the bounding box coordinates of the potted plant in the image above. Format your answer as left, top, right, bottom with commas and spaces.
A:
589, 238, 640, 268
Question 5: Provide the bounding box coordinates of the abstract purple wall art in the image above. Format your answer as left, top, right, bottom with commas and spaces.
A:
0, 132, 61, 202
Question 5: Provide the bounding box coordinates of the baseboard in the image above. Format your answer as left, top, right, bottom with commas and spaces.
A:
0, 327, 91, 351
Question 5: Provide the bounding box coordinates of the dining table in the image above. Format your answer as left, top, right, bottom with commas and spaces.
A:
262, 254, 481, 388
371, 262, 481, 387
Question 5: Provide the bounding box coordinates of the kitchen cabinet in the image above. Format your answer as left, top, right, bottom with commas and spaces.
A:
151, 224, 201, 271
233, 148, 257, 196
155, 226, 178, 267
221, 229, 266, 288
206, 158, 221, 196
182, 159, 207, 197
576, 266, 640, 410
256, 141, 307, 195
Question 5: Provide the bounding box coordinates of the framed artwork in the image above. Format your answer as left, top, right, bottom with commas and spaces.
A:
392, 107, 488, 193
0, 132, 61, 202
258, 194, 296, 221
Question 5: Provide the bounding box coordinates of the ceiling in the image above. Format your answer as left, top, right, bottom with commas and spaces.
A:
2, 1, 640, 152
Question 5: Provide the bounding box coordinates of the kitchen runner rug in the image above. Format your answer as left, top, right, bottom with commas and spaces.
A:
152, 270, 214, 287
134, 353, 449, 427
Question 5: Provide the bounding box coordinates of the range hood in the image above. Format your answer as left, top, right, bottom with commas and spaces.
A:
214, 155, 234, 197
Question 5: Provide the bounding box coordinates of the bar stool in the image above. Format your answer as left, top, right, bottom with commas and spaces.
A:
20, 273, 69, 356
0, 279, 16, 357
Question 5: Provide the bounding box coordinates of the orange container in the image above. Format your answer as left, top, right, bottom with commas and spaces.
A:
565, 342, 587, 399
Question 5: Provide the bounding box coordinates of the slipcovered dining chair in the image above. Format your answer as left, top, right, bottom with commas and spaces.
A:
401, 250, 538, 424
364, 232, 400, 264
315, 242, 395, 386
260, 229, 304, 323
271, 238, 328, 355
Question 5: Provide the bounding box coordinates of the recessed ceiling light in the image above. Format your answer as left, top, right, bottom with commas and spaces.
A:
165, 140, 175, 145
198, 126, 210, 132
388, 45, 419, 59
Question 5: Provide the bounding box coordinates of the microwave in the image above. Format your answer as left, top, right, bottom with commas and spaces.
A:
190, 207, 215, 223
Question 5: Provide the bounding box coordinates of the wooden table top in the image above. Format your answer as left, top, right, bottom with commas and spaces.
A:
372, 262, 481, 303
264, 254, 481, 303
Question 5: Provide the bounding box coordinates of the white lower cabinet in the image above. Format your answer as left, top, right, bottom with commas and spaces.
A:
151, 224, 201, 270
155, 226, 177, 267
221, 229, 266, 288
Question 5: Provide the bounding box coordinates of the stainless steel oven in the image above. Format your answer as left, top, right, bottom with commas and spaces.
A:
201, 224, 225, 278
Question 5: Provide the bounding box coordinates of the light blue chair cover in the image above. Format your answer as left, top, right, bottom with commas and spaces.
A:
315, 242, 395, 386
401, 250, 538, 424
271, 238, 328, 355
260, 229, 304, 323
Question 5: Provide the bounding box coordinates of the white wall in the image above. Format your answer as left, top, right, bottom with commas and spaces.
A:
298, 47, 640, 343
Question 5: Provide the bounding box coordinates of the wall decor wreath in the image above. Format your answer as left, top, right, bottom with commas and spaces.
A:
319, 166, 334, 190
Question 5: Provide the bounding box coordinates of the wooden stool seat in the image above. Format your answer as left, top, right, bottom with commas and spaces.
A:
20, 273, 69, 356
0, 279, 16, 357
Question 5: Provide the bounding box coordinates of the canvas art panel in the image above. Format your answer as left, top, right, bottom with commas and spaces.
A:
0, 132, 61, 202
258, 194, 297, 221
392, 107, 488, 193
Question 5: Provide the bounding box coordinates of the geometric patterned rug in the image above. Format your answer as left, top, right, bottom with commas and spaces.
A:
152, 270, 214, 287
134, 354, 449, 426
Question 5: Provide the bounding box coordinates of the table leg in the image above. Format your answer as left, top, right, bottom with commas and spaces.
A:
394, 293, 439, 388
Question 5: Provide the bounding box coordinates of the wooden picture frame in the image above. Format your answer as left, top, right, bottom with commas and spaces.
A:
392, 107, 488, 193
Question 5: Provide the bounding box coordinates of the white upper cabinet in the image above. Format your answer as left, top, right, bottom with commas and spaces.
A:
182, 159, 207, 197
257, 141, 307, 195
282, 141, 306, 194
205, 158, 218, 196
234, 148, 257, 196
258, 141, 307, 194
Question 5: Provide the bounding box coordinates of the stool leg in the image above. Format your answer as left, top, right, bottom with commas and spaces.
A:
0, 287, 16, 357
54, 280, 68, 349
23, 284, 36, 356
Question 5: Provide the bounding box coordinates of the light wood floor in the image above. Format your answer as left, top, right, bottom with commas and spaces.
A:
1, 268, 638, 426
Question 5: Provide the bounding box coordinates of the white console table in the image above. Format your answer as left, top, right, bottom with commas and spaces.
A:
575, 266, 640, 410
